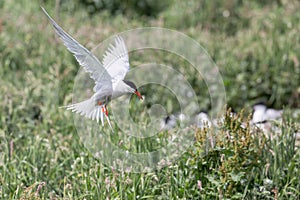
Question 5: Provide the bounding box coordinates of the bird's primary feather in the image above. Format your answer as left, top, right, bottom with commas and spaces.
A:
42, 7, 114, 128
41, 7, 113, 95
102, 36, 130, 90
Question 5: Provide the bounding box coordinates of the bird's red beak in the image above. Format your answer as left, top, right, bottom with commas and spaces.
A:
135, 91, 143, 100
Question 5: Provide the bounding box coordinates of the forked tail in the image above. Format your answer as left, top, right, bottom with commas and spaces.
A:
61, 98, 113, 130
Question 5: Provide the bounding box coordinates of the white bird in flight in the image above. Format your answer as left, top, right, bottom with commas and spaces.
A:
42, 7, 143, 129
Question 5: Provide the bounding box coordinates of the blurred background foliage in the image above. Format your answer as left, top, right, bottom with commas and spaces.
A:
1, 0, 299, 114
76, 0, 171, 17
0, 0, 300, 199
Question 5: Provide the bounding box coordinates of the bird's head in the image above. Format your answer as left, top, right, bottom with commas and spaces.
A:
253, 102, 267, 111
123, 80, 143, 100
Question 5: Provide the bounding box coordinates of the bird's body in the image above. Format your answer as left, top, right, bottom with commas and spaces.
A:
265, 108, 282, 121
42, 7, 142, 129
252, 103, 282, 124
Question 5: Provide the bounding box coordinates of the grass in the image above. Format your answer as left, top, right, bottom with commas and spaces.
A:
0, 0, 300, 199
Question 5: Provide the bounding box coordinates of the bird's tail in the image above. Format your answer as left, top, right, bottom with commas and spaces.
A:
61, 98, 112, 129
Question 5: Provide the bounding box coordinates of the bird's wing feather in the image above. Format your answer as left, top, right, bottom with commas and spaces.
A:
102, 36, 130, 90
63, 98, 111, 128
41, 7, 112, 94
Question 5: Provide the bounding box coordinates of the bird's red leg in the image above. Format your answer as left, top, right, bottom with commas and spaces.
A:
97, 101, 108, 116
104, 105, 108, 116
98, 101, 108, 116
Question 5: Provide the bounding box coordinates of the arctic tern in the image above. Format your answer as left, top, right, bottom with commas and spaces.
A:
42, 7, 143, 129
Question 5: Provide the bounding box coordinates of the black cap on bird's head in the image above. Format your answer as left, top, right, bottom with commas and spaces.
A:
123, 80, 143, 100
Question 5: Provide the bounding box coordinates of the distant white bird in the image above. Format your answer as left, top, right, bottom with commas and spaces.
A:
252, 103, 282, 124
160, 115, 177, 130
42, 7, 143, 129
195, 111, 211, 129
250, 103, 283, 136
177, 113, 186, 122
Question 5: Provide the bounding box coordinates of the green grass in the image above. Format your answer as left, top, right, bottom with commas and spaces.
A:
1, 0, 300, 199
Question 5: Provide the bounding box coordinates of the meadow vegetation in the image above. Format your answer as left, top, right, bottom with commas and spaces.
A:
0, 0, 299, 199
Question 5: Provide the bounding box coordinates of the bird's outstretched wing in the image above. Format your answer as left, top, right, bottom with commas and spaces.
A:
42, 7, 113, 128
41, 7, 112, 94
102, 36, 130, 90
